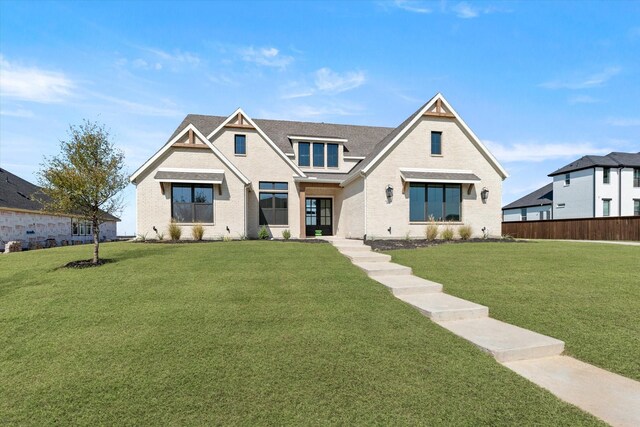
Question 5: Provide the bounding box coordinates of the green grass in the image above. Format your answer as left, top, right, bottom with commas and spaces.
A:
387, 241, 640, 381
0, 242, 601, 425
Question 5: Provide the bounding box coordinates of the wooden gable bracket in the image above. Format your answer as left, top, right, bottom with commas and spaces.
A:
188, 129, 195, 144
423, 98, 455, 118
224, 112, 256, 130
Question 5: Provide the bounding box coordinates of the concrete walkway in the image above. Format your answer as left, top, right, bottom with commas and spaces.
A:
326, 237, 640, 427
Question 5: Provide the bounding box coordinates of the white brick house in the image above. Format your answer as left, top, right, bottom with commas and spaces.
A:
131, 93, 508, 239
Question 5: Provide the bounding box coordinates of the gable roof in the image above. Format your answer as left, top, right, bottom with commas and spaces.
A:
549, 152, 640, 176
0, 168, 120, 221
342, 93, 508, 185
502, 183, 553, 210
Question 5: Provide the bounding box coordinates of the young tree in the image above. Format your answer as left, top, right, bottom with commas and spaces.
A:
38, 120, 128, 264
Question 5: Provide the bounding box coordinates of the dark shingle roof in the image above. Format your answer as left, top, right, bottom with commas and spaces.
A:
502, 183, 553, 210
400, 170, 480, 182
548, 152, 640, 176
167, 114, 393, 157
0, 168, 119, 221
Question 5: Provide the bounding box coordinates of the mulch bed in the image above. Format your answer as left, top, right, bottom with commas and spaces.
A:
365, 237, 523, 251
64, 259, 113, 269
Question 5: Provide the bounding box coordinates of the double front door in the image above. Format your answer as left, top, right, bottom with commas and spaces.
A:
305, 198, 332, 236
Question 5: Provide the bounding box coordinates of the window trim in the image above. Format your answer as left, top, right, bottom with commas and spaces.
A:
408, 183, 462, 223
171, 183, 214, 224
602, 198, 611, 217
234, 134, 246, 156
430, 131, 443, 156
258, 181, 289, 226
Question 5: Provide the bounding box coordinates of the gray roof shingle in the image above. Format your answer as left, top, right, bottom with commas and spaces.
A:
0, 168, 120, 221
502, 183, 553, 210
154, 170, 225, 183
548, 152, 640, 176
400, 170, 480, 182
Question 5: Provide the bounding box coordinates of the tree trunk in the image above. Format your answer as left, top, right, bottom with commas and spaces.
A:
92, 218, 100, 264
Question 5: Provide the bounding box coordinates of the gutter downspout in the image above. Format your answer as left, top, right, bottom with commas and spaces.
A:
619, 167, 623, 217
363, 172, 367, 240
593, 168, 596, 217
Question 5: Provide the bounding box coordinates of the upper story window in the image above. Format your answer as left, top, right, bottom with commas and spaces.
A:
431, 132, 442, 155
172, 184, 214, 223
313, 143, 325, 167
564, 173, 570, 186
234, 134, 246, 155
603, 167, 610, 184
634, 168, 640, 188
327, 144, 339, 168
298, 142, 310, 166
521, 208, 527, 221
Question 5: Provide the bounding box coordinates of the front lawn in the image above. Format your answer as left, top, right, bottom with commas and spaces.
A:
0, 242, 600, 425
387, 241, 640, 381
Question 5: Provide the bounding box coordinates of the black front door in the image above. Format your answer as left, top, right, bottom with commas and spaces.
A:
305, 198, 332, 236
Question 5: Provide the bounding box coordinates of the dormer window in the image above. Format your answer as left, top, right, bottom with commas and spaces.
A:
313, 143, 325, 167
290, 136, 346, 169
298, 142, 310, 166
327, 144, 339, 168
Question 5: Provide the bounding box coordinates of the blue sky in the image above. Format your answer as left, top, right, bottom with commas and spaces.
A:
1, 0, 639, 235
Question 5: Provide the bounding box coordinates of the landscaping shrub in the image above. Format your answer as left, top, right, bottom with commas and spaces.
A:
425, 221, 438, 241
191, 224, 205, 241
222, 234, 233, 242
440, 225, 454, 241
258, 225, 269, 240
458, 225, 472, 240
282, 229, 291, 240
168, 221, 182, 241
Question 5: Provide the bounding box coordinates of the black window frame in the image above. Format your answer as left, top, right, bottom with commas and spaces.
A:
313, 143, 325, 167
259, 181, 289, 226
409, 183, 462, 222
327, 143, 339, 168
565, 173, 571, 186
634, 168, 640, 188
634, 199, 640, 216
234, 134, 246, 155
171, 183, 214, 224
431, 131, 442, 156
603, 167, 610, 184
521, 208, 527, 221
298, 142, 310, 167
603, 198, 611, 217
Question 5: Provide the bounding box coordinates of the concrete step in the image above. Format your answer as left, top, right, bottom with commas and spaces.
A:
370, 274, 443, 296
397, 293, 488, 321
504, 356, 640, 427
353, 261, 412, 277
334, 244, 371, 253
436, 317, 565, 362
341, 251, 392, 263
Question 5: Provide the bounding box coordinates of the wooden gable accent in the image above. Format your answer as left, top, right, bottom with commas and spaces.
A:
171, 128, 210, 149
224, 112, 255, 130
423, 98, 455, 118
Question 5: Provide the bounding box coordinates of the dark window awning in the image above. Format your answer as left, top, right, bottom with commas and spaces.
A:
400, 168, 480, 184
154, 169, 225, 184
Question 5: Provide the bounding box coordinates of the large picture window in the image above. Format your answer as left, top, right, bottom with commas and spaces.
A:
172, 184, 214, 223
259, 182, 288, 225
409, 183, 461, 222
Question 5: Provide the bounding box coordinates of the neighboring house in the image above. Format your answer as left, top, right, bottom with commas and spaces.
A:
130, 93, 508, 240
0, 168, 119, 250
502, 183, 553, 222
549, 152, 640, 219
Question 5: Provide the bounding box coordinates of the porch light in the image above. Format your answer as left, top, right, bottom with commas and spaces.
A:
481, 187, 489, 201
385, 185, 394, 200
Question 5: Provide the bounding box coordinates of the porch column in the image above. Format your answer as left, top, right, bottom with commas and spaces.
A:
299, 185, 306, 238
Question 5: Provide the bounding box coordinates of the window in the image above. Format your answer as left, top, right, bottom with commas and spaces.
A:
409, 183, 461, 222
634, 199, 640, 216
603, 167, 610, 184
72, 219, 92, 236
557, 203, 565, 208
172, 184, 214, 223
327, 144, 339, 167
431, 132, 442, 155
298, 142, 310, 166
259, 182, 288, 225
564, 173, 570, 186
634, 168, 640, 188
313, 143, 325, 167
603, 199, 611, 217
521, 208, 527, 221
234, 134, 246, 155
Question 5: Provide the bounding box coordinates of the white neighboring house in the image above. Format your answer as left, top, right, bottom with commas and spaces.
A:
549, 152, 640, 219
131, 93, 508, 240
0, 168, 119, 250
502, 183, 553, 222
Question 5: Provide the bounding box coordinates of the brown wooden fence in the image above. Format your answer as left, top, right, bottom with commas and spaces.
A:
502, 216, 640, 241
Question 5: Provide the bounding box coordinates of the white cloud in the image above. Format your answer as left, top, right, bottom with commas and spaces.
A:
0, 55, 75, 103
453, 2, 479, 18
240, 46, 293, 69
89, 92, 183, 117
0, 108, 34, 118
314, 68, 366, 93
484, 140, 612, 163
392, 0, 431, 14
540, 67, 621, 90
144, 48, 200, 66
568, 95, 600, 104
606, 117, 640, 127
